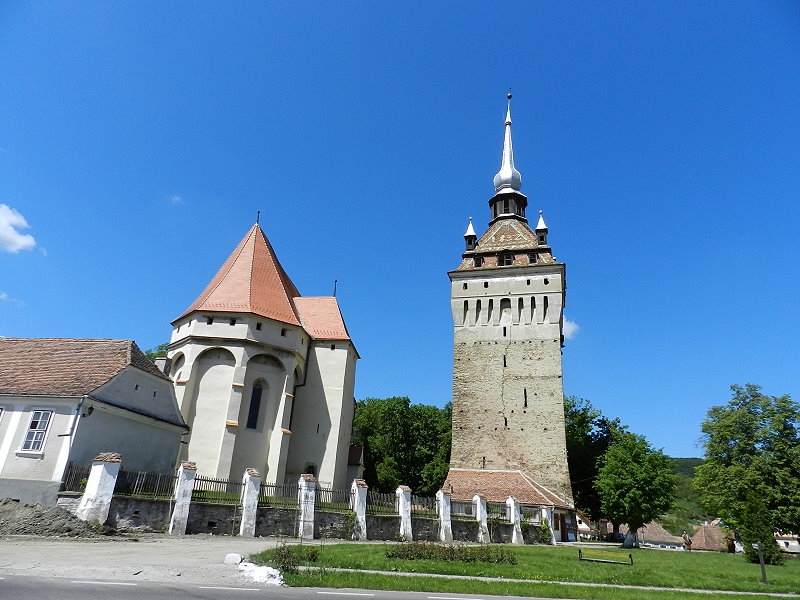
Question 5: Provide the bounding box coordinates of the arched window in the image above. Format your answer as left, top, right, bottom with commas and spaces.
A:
246, 381, 263, 429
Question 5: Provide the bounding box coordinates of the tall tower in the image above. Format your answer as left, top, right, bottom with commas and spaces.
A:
446, 95, 573, 506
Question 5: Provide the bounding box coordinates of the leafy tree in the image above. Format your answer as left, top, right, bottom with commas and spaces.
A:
351, 397, 451, 496
144, 343, 169, 359
595, 430, 675, 548
563, 396, 623, 521
694, 384, 800, 565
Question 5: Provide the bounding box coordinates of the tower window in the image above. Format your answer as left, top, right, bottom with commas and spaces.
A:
538, 234, 546, 244
462, 283, 468, 290
256, 322, 262, 331
330, 344, 336, 350
206, 316, 214, 325
502, 198, 510, 213
524, 388, 528, 408
483, 281, 489, 288
503, 354, 507, 366
503, 327, 507, 338
246, 382, 263, 429
529, 253, 537, 264
474, 256, 483, 267
498, 251, 514, 266
281, 328, 287, 336
229, 318, 236, 326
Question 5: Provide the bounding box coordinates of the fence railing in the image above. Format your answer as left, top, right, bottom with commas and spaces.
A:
411, 494, 437, 517
451, 499, 475, 520
192, 474, 243, 505
259, 482, 298, 509
317, 486, 353, 513
114, 469, 177, 500
487, 501, 510, 522
365, 490, 397, 515
60, 463, 91, 493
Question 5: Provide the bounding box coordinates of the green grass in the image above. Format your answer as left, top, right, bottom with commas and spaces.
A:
250, 542, 800, 598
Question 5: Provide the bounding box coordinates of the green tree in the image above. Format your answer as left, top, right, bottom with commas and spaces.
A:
595, 430, 675, 548
144, 343, 169, 359
351, 397, 451, 496
694, 384, 800, 565
563, 396, 623, 521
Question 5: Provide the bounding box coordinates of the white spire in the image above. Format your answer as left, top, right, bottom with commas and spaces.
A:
492, 93, 522, 193
464, 216, 476, 237
535, 210, 548, 231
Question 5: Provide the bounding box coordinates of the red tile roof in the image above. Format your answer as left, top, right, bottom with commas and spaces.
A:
443, 468, 571, 509
176, 224, 302, 326
294, 297, 350, 340
0, 338, 168, 397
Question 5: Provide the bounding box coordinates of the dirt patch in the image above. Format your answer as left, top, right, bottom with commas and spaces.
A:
0, 498, 98, 537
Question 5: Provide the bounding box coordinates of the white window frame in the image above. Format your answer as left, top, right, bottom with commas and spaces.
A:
20, 409, 53, 453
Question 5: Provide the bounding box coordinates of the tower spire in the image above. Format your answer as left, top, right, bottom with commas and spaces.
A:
492, 93, 522, 194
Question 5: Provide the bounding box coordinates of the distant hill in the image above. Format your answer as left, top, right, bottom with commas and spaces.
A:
658, 456, 712, 535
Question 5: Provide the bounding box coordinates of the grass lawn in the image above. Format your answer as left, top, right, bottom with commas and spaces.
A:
250, 542, 800, 599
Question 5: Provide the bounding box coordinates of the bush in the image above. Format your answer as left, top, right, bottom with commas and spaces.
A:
265, 543, 320, 574
385, 542, 516, 564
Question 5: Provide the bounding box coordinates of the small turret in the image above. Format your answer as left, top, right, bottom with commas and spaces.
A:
535, 210, 548, 246
464, 217, 477, 251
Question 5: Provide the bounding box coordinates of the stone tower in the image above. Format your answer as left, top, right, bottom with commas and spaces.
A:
447, 96, 573, 506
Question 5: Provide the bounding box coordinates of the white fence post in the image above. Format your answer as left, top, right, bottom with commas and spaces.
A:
506, 496, 524, 544
436, 489, 453, 543
473, 494, 490, 543
240, 468, 261, 537
169, 461, 197, 535
76, 452, 122, 524
350, 479, 368, 540
298, 474, 316, 540
396, 485, 412, 541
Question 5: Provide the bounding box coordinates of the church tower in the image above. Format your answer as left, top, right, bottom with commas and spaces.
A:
446, 96, 573, 507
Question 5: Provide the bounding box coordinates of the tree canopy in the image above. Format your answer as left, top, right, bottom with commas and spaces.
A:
351, 397, 451, 496
694, 384, 800, 565
595, 430, 675, 548
563, 395, 623, 521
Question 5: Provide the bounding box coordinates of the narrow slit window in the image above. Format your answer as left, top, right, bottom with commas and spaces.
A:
256, 322, 262, 331
503, 355, 507, 367
229, 318, 236, 326
463, 300, 468, 325
524, 389, 528, 408
543, 296, 549, 320
206, 316, 214, 325
246, 382, 263, 429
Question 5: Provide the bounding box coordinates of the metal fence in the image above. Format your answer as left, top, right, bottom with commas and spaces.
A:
316, 486, 353, 513
60, 463, 91, 492
411, 494, 437, 517
192, 474, 243, 505
258, 482, 298, 509
365, 490, 397, 515
114, 469, 177, 500
486, 501, 510, 522
450, 499, 475, 520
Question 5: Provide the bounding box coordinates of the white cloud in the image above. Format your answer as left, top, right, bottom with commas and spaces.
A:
168, 195, 183, 205
0, 204, 36, 253
563, 318, 580, 340
0, 291, 24, 305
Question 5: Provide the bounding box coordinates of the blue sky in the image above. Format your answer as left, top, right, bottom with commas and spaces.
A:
1, 2, 798, 458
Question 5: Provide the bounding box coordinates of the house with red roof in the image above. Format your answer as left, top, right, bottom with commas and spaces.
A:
167, 222, 358, 488
0, 338, 187, 504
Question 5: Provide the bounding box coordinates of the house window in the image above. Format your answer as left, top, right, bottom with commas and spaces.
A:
281, 328, 287, 337
246, 383, 263, 429
256, 322, 262, 331
21, 410, 52, 452
498, 251, 514, 266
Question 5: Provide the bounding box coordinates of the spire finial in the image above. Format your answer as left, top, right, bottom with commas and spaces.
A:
493, 93, 522, 193
256, 210, 261, 225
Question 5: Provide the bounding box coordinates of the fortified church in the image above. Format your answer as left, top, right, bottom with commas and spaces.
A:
167, 224, 358, 489
444, 95, 575, 536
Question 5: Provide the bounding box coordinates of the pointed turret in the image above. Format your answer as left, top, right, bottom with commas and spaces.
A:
464, 217, 477, 251
535, 210, 548, 246
493, 94, 522, 193
488, 94, 528, 223
175, 223, 302, 326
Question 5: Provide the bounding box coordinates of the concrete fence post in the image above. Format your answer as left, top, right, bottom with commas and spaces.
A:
298, 474, 316, 540
396, 485, 412, 541
169, 461, 197, 535
473, 494, 490, 543
76, 452, 122, 524
240, 468, 261, 537
542, 507, 557, 545
506, 496, 524, 544
350, 479, 368, 540
436, 489, 453, 543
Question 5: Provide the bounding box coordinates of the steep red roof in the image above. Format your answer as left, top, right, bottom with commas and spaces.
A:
294, 297, 350, 340
443, 468, 570, 509
176, 224, 301, 326
0, 338, 168, 397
